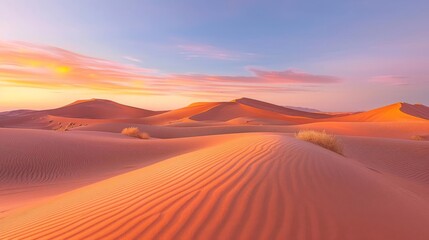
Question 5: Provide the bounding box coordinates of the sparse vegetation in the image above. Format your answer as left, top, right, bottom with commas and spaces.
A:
121, 127, 150, 139
411, 135, 425, 141
295, 130, 343, 155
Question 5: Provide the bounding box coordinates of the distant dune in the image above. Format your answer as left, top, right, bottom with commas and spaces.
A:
0, 98, 163, 129
1, 98, 428, 130
48, 98, 163, 119
331, 102, 429, 122
233, 97, 331, 118
142, 97, 324, 125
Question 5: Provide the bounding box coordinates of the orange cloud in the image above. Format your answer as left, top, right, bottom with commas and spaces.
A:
0, 41, 340, 97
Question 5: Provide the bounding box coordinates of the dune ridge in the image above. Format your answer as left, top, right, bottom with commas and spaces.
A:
232, 97, 332, 118
0, 99, 163, 129
50, 98, 163, 119
142, 98, 321, 125
1, 99, 428, 130
331, 102, 429, 122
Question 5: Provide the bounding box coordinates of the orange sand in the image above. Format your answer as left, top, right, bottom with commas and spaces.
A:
1, 98, 428, 239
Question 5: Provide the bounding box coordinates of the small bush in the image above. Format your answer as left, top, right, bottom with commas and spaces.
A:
121, 127, 150, 139
411, 135, 425, 141
295, 130, 343, 155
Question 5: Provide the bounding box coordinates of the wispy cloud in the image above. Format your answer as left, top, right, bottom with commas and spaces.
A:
171, 68, 340, 84
177, 43, 253, 60
0, 41, 340, 97
369, 75, 409, 86
249, 68, 340, 84
122, 55, 142, 63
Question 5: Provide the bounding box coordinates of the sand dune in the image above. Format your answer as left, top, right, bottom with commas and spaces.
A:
0, 99, 163, 129
1, 134, 429, 239
233, 97, 332, 118
49, 98, 163, 119
1, 99, 428, 130
0, 128, 229, 213
142, 98, 329, 125
141, 101, 222, 125
341, 136, 429, 199
1, 98, 429, 239
331, 102, 429, 122
189, 100, 310, 123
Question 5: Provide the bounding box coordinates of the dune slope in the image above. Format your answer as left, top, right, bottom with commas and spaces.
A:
48, 99, 162, 119
332, 102, 429, 122
0, 128, 226, 213
233, 97, 332, 118
142, 98, 329, 125
1, 134, 429, 240
342, 136, 429, 199
0, 99, 163, 129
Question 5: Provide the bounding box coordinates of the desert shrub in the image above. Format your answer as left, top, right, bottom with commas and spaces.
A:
411, 135, 425, 141
295, 130, 343, 155
121, 127, 150, 139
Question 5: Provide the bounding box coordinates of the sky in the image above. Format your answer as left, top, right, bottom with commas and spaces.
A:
0, 0, 428, 111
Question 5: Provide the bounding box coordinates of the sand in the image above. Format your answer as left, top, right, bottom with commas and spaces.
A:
0, 128, 232, 213
330, 102, 429, 122
1, 98, 428, 239
1, 134, 429, 239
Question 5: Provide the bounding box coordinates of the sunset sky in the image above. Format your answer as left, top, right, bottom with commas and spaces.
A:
0, 0, 428, 111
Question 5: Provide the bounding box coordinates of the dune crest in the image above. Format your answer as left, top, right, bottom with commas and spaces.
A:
143, 97, 334, 125
1, 99, 428, 130
48, 98, 162, 119
331, 102, 429, 122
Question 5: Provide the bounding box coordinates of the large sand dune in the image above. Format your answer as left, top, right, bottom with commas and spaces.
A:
0, 99, 163, 129
0, 128, 233, 213
233, 97, 333, 118
142, 98, 320, 125
1, 99, 428, 130
331, 102, 429, 122
1, 134, 429, 239
47, 99, 163, 119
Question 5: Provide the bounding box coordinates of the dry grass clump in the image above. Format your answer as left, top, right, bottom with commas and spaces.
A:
295, 130, 343, 155
121, 127, 150, 139
411, 135, 425, 141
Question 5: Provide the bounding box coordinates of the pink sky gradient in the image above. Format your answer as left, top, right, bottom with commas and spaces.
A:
0, 40, 427, 112
0, 41, 350, 111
